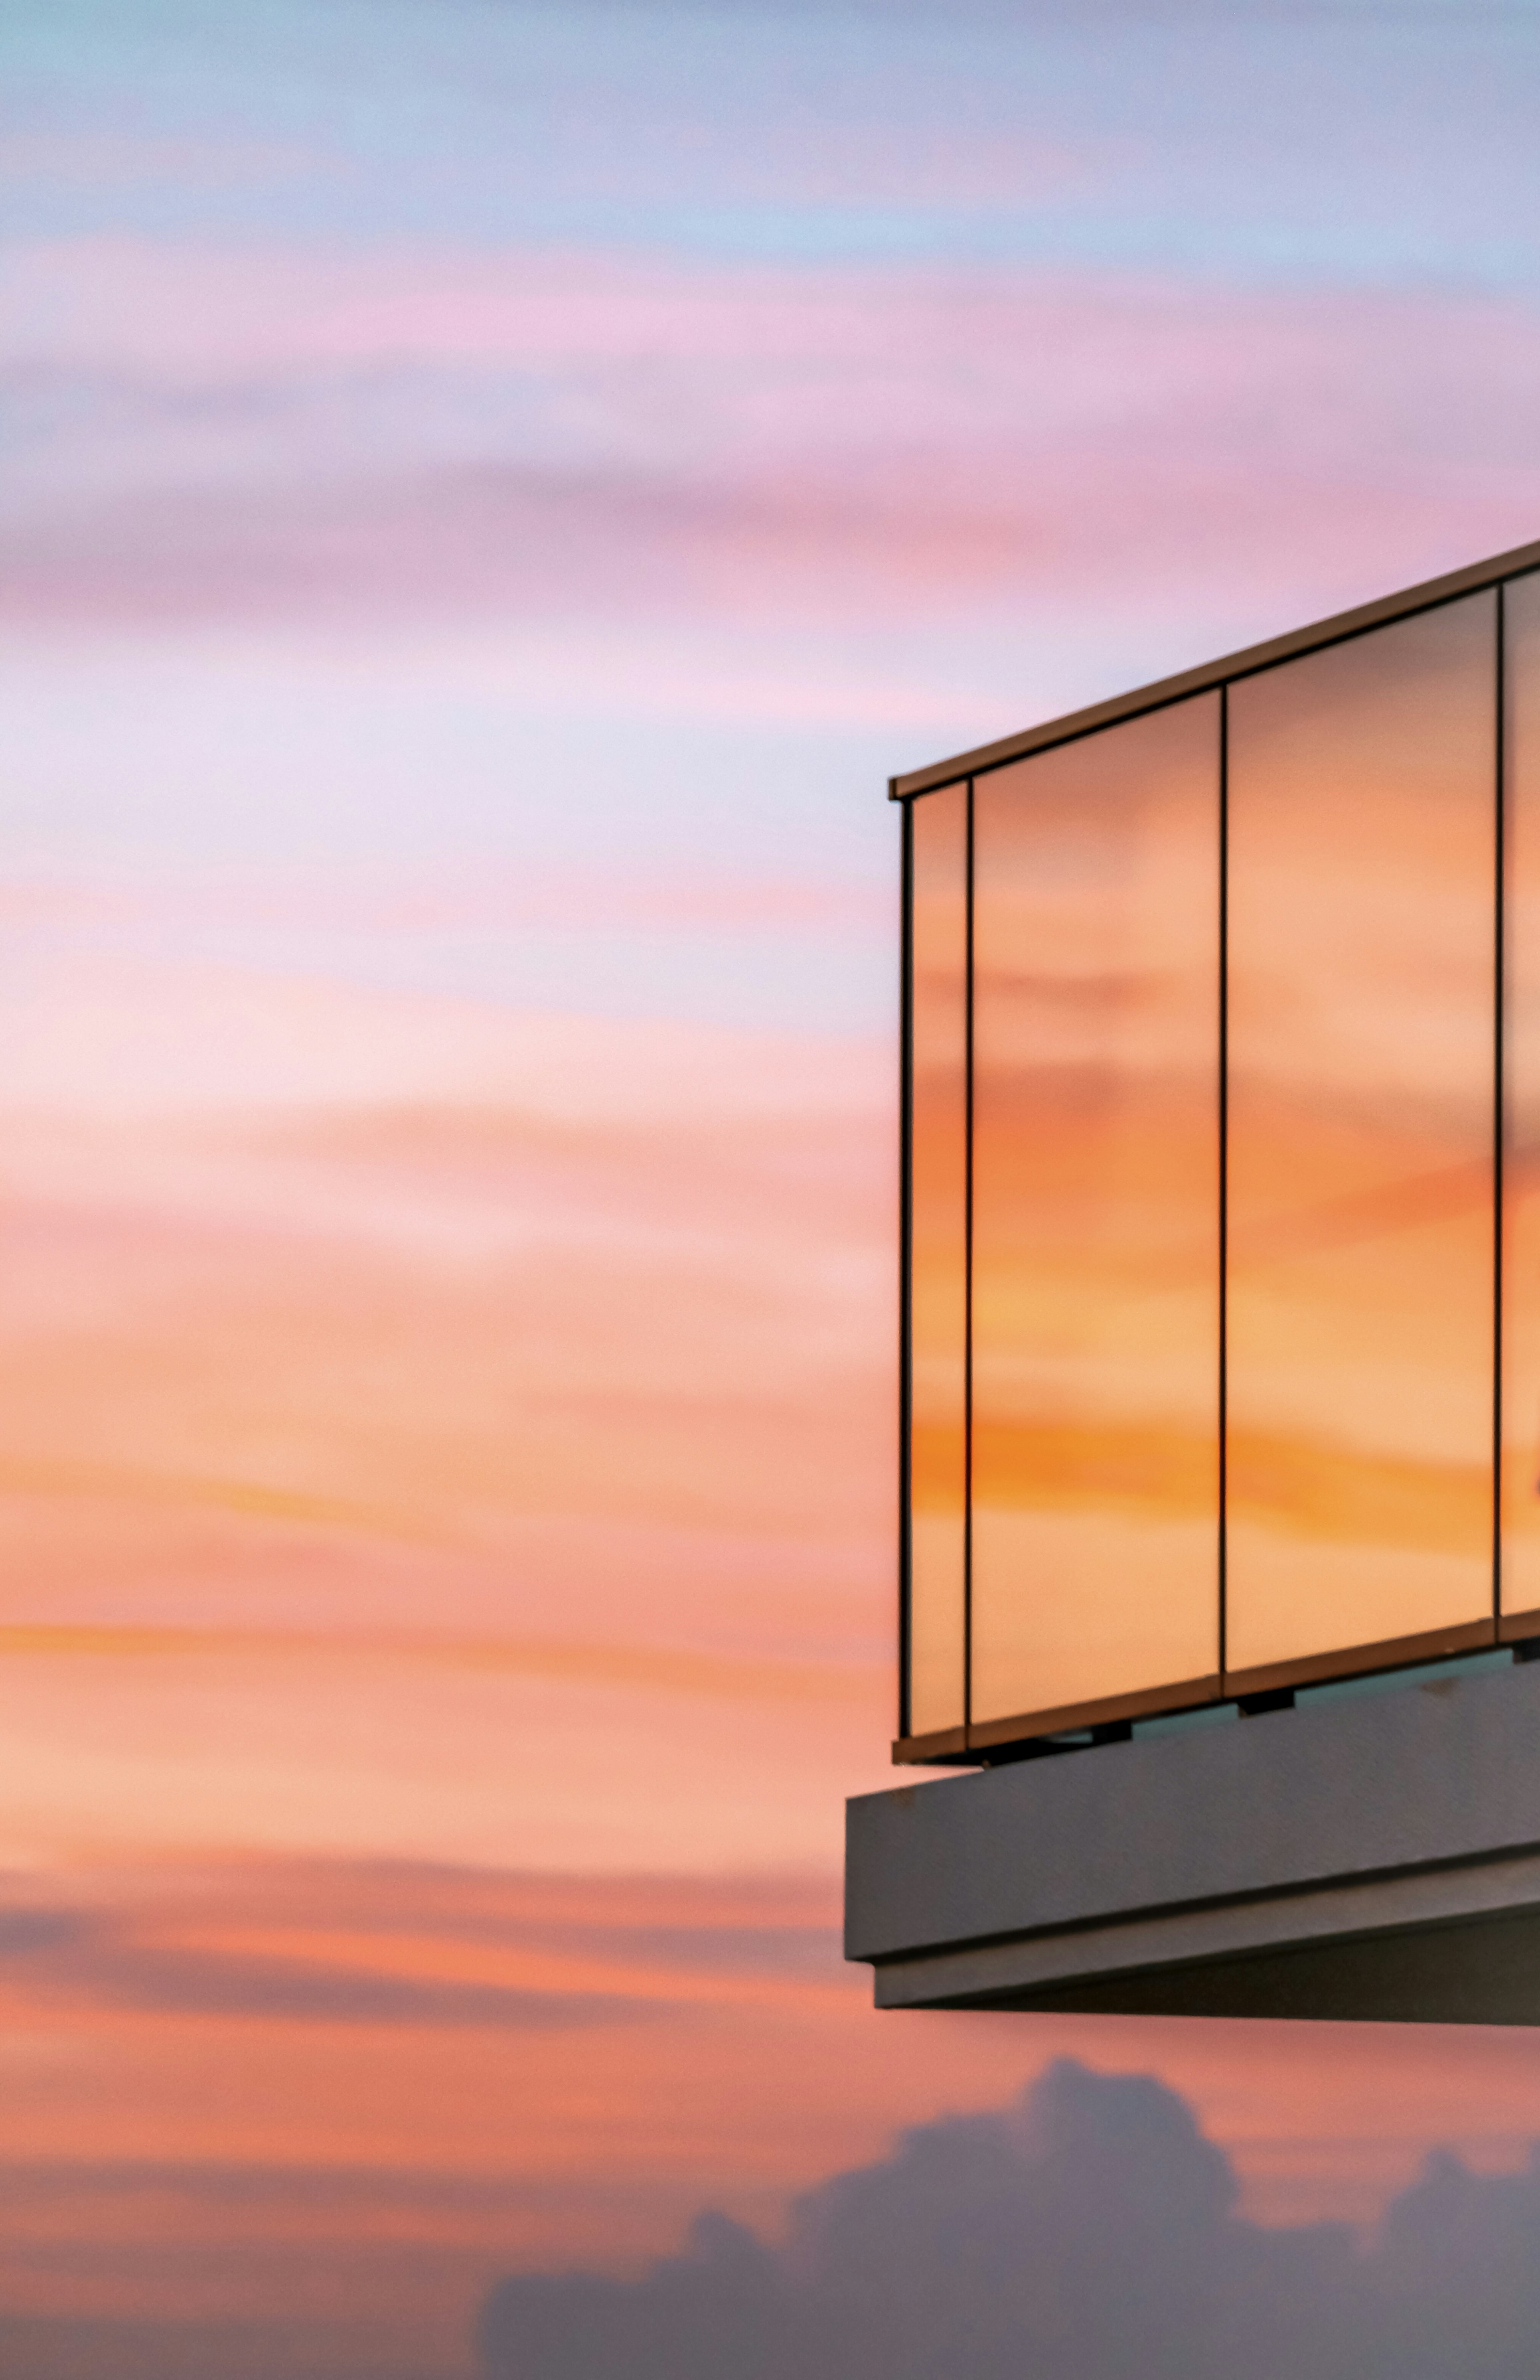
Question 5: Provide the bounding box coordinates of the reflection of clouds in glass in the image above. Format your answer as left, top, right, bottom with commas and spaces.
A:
1229, 604, 1496, 1109
906, 784, 969, 1736
1503, 574, 1540, 1613
969, 695, 1220, 1722
1227, 596, 1495, 1671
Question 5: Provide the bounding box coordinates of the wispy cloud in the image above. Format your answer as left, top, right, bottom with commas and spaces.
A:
9, 245, 1540, 639
0, 1857, 853, 2030
0, 974, 896, 1883
12, 1855, 1540, 2372
10, 0, 1540, 2369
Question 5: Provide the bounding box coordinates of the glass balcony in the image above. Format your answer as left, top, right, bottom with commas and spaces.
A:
897, 547, 1540, 1760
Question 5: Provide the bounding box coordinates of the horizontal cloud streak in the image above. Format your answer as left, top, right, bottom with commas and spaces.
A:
13, 0, 1540, 2368
0, 1856, 849, 2030
9, 249, 1540, 635
17, 1856, 1540, 2372
0, 966, 887, 1114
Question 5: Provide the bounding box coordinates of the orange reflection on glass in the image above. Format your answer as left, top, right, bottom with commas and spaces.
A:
906, 782, 969, 1738
1503, 573, 1540, 1627
1226, 596, 1496, 1679
969, 697, 1221, 1728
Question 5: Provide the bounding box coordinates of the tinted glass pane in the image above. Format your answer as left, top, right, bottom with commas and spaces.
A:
906, 783, 969, 1736
971, 696, 1221, 1727
1227, 595, 1496, 1676
1503, 573, 1540, 1623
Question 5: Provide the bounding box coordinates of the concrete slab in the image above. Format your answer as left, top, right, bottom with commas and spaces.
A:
845, 1656, 1540, 2022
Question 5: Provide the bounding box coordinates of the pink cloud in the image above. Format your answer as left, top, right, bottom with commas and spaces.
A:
0, 961, 888, 1118
0, 863, 888, 938
8, 244, 1540, 639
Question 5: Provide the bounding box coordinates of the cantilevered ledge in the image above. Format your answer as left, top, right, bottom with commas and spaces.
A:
846, 1655, 1540, 2024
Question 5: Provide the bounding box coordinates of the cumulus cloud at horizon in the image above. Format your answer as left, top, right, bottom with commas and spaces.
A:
480, 2058, 1540, 2380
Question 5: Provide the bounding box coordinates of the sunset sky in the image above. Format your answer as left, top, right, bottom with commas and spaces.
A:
10, 1, 1540, 2374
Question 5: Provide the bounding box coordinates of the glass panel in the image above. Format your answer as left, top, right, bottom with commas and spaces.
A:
906, 782, 969, 1736
1503, 573, 1540, 1621
971, 696, 1221, 1726
1227, 595, 1496, 1676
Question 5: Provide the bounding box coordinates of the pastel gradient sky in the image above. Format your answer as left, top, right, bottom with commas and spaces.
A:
9, 2, 1540, 2374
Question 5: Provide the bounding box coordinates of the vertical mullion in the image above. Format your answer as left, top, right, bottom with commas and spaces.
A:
1495, 583, 1507, 1634
963, 778, 976, 1740
898, 793, 915, 1741
1218, 683, 1230, 1685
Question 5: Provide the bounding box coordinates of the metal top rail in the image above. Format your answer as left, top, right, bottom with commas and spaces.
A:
890, 533, 1540, 802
